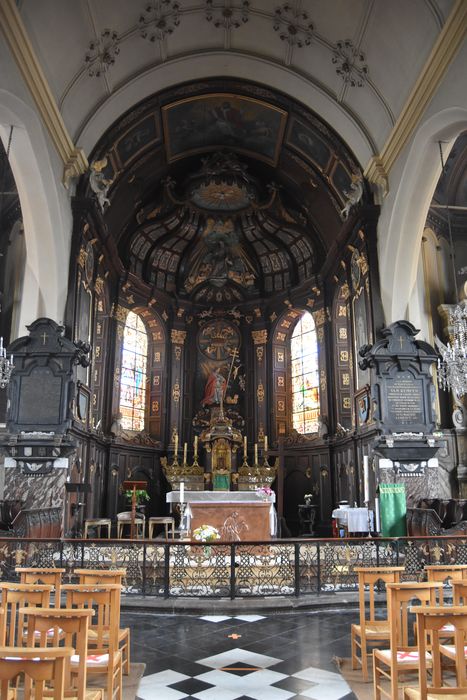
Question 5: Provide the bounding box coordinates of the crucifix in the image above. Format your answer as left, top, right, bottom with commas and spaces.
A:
40, 332, 48, 346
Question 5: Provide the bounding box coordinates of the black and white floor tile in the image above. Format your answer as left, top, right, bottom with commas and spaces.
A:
122, 608, 357, 700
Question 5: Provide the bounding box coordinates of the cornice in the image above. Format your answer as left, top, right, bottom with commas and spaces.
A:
365, 0, 466, 197
0, 0, 88, 186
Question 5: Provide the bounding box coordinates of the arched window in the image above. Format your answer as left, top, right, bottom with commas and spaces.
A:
119, 311, 148, 431
291, 310, 320, 434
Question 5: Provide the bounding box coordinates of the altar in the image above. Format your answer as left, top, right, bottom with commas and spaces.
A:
167, 491, 277, 541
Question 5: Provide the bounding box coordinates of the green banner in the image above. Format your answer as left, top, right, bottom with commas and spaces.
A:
379, 483, 407, 537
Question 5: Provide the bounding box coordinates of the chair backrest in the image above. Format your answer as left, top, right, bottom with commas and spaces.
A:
0, 583, 52, 646
0, 646, 73, 699
425, 564, 467, 584
354, 566, 405, 627
412, 605, 467, 694
73, 568, 126, 585
61, 584, 121, 652
22, 606, 94, 699
16, 567, 65, 607
386, 582, 443, 651
451, 580, 467, 605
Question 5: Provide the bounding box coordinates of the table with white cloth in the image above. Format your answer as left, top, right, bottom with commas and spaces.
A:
167, 491, 277, 540
332, 507, 374, 534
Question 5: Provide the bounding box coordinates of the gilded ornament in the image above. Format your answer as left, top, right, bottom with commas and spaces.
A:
277, 351, 284, 363
341, 283, 350, 300
277, 400, 285, 412
276, 332, 286, 342
277, 376, 285, 387
252, 329, 267, 345
257, 381, 265, 402
340, 350, 349, 362
317, 327, 324, 342
269, 312, 277, 321
174, 346, 181, 361
313, 308, 326, 327
338, 305, 347, 317
77, 246, 87, 268
171, 329, 187, 344
172, 382, 181, 402
281, 320, 291, 329
343, 373, 350, 386
154, 351, 161, 363
256, 346, 264, 362
94, 276, 104, 295
162, 310, 168, 321
306, 298, 315, 308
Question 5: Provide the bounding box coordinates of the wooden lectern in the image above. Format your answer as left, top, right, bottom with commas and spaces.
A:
122, 480, 147, 539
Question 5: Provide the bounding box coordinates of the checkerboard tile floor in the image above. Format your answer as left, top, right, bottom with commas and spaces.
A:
122, 608, 357, 700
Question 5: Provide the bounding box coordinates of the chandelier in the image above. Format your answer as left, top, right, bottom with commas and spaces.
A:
0, 337, 13, 389
436, 304, 467, 398
434, 141, 467, 398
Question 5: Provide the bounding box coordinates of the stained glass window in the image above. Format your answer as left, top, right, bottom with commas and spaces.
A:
291, 311, 320, 434
119, 311, 148, 431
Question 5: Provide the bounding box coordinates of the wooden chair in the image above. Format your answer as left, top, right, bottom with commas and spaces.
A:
73, 570, 130, 676
0, 646, 73, 699
351, 566, 405, 681
373, 581, 444, 700
116, 512, 145, 539
425, 564, 467, 584
62, 584, 122, 700
22, 606, 104, 700
438, 581, 467, 687
84, 519, 112, 539
404, 605, 467, 700
0, 583, 52, 646
15, 567, 65, 608
148, 516, 175, 539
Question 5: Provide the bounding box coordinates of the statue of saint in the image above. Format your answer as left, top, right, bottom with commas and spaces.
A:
202, 367, 226, 406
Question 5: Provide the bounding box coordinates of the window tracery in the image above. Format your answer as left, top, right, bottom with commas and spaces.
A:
119, 311, 148, 431
291, 310, 320, 434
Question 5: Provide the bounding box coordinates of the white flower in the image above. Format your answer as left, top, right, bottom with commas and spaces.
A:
193, 524, 221, 543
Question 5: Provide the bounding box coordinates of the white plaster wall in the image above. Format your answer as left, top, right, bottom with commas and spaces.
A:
0, 36, 73, 337
377, 41, 467, 327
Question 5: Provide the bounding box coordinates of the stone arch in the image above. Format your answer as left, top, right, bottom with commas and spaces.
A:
0, 90, 71, 336
76, 52, 374, 167
378, 107, 467, 324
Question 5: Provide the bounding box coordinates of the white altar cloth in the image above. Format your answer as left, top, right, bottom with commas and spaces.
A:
167, 491, 277, 536
332, 507, 374, 533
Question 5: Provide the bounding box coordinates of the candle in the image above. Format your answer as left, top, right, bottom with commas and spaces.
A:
375, 496, 381, 532
264, 435, 268, 454
194, 435, 198, 458
254, 443, 258, 464
243, 435, 247, 458
183, 442, 187, 464
174, 433, 178, 457
363, 455, 370, 503
180, 481, 184, 503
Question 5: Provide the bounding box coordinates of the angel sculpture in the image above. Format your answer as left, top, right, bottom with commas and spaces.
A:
89, 158, 114, 213
340, 174, 364, 220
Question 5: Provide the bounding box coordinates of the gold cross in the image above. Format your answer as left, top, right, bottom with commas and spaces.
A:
40, 332, 48, 345
398, 335, 404, 350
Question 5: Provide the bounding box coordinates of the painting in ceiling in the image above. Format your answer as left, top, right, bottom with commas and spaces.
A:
162, 93, 287, 165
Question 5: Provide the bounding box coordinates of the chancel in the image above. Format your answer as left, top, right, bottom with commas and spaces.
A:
0, 1, 465, 549
1, 5, 467, 699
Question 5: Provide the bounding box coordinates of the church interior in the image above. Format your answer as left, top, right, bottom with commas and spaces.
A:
0, 1, 466, 696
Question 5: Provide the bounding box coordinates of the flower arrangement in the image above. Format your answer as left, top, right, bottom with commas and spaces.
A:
256, 486, 273, 498
192, 524, 221, 543
124, 489, 150, 504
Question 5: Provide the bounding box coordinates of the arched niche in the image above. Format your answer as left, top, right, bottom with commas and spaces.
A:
0, 91, 72, 335
379, 107, 467, 324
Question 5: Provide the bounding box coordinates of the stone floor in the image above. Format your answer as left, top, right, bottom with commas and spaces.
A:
122, 607, 358, 700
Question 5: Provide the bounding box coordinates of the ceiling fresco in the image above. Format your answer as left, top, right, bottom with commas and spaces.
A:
82, 78, 368, 307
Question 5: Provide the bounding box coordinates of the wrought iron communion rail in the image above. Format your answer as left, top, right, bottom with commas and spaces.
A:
1, 536, 466, 599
